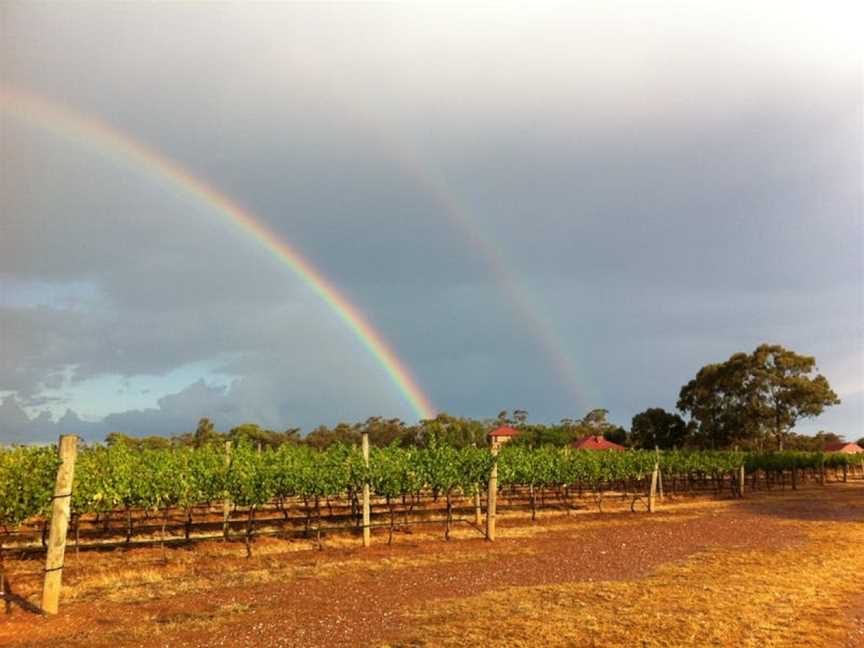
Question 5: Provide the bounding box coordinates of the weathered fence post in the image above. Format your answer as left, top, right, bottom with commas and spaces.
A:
739, 464, 745, 498
486, 440, 500, 541
472, 443, 483, 527
654, 447, 664, 500
41, 434, 78, 615
223, 441, 232, 540
362, 431, 371, 547
648, 462, 659, 513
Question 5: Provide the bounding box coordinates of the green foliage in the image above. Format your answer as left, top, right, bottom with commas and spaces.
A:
630, 408, 690, 449
225, 442, 275, 508
416, 414, 488, 449
188, 417, 219, 448
72, 443, 225, 514
678, 344, 840, 450
303, 423, 361, 450
6, 439, 860, 544
0, 445, 59, 531
783, 431, 844, 452
228, 423, 301, 449
105, 432, 173, 451
369, 445, 421, 499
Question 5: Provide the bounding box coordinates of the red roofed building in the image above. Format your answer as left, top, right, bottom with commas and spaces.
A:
571, 435, 626, 451
488, 426, 520, 446
824, 441, 864, 454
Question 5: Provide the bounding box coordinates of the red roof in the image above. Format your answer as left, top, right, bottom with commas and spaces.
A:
489, 426, 520, 438
571, 435, 626, 451
824, 442, 864, 454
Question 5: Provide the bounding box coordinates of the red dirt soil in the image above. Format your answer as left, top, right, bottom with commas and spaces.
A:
2, 484, 862, 648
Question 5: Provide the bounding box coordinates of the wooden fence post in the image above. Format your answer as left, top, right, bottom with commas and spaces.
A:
648, 462, 659, 513
41, 434, 78, 615
486, 440, 499, 541
223, 441, 232, 540
362, 431, 371, 547
739, 464, 745, 498
472, 443, 482, 527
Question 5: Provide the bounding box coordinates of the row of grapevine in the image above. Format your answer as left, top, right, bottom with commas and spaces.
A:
2, 440, 862, 549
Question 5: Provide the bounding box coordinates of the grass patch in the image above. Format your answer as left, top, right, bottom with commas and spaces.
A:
388, 518, 864, 647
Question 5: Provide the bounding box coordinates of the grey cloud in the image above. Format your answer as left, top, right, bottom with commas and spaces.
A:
1, 3, 861, 439
0, 396, 106, 444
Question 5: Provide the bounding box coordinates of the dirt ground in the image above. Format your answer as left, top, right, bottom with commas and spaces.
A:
2, 482, 862, 648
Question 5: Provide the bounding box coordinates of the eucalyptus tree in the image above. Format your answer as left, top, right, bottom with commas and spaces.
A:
630, 408, 690, 450
678, 345, 839, 450
748, 344, 839, 451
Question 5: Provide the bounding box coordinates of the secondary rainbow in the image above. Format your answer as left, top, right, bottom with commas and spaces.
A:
315, 81, 590, 408
1, 85, 436, 420
363, 121, 590, 408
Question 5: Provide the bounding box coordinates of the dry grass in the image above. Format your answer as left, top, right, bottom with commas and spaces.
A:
5, 483, 862, 648
0, 492, 782, 608
5, 537, 536, 606
387, 517, 864, 648
14, 505, 709, 606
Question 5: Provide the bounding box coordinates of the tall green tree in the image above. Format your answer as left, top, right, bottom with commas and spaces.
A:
417, 413, 487, 448
105, 432, 173, 450
578, 408, 624, 444
678, 344, 839, 450
193, 417, 221, 447
581, 408, 610, 428
228, 423, 300, 448
630, 408, 689, 449
784, 431, 843, 451
512, 410, 529, 426
303, 423, 361, 449
358, 416, 411, 447
748, 344, 840, 450
678, 356, 761, 449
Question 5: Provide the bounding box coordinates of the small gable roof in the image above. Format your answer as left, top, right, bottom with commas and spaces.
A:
489, 426, 520, 438
824, 442, 864, 454
572, 435, 626, 451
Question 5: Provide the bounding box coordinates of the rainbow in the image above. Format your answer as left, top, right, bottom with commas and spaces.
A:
402, 161, 589, 408
0, 86, 436, 420
362, 123, 589, 409
308, 79, 590, 409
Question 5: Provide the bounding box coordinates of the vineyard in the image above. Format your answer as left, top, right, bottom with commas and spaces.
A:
3, 440, 862, 558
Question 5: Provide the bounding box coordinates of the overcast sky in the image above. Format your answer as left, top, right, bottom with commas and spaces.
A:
1, 2, 861, 443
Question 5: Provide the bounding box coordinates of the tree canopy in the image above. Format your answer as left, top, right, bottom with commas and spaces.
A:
677, 344, 839, 450
630, 408, 690, 449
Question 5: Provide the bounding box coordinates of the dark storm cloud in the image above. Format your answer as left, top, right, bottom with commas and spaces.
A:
1, 2, 861, 440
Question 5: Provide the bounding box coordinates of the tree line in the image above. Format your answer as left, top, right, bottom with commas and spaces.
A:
104, 344, 853, 453
106, 408, 628, 452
